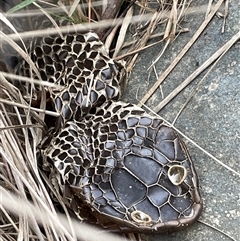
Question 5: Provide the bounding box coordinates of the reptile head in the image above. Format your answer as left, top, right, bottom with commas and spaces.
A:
41, 101, 202, 233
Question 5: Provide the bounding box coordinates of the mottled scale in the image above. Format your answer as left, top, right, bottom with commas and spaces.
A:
19, 17, 203, 233
40, 100, 202, 233
19, 31, 124, 123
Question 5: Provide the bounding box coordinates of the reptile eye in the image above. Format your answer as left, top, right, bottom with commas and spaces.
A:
130, 210, 152, 224
168, 165, 187, 185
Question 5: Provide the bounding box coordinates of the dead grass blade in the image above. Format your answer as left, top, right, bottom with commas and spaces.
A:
147, 38, 171, 70
1, 190, 130, 241
100, 0, 137, 42
68, 0, 81, 17
2, 13, 154, 41
220, 0, 229, 33
0, 123, 40, 131
33, 2, 64, 38
205, 0, 214, 18
0, 74, 47, 126
2, 1, 234, 241
0, 72, 57, 88
0, 31, 41, 79
137, 0, 225, 108
163, 0, 178, 40
0, 97, 59, 117
0, 99, 73, 240
125, 8, 166, 72
147, 0, 191, 70
0, 112, 45, 240
0, 12, 28, 52
153, 30, 240, 113
198, 219, 236, 241
109, 7, 133, 57
115, 28, 189, 61
7, 0, 36, 13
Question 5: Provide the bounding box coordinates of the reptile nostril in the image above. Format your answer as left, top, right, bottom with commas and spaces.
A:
131, 210, 152, 224
168, 165, 187, 185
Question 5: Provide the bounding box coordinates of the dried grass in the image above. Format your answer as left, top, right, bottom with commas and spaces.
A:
138, 0, 225, 108
0, 0, 238, 241
0, 1, 133, 240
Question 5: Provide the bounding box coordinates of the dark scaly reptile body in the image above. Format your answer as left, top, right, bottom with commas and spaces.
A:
19, 26, 202, 233
19, 31, 123, 123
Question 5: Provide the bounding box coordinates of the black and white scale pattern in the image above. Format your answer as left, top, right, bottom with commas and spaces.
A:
19, 28, 202, 233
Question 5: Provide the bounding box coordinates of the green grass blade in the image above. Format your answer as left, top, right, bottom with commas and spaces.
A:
7, 0, 36, 13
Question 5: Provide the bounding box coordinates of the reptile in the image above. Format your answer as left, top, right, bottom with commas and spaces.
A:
5, 2, 203, 233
